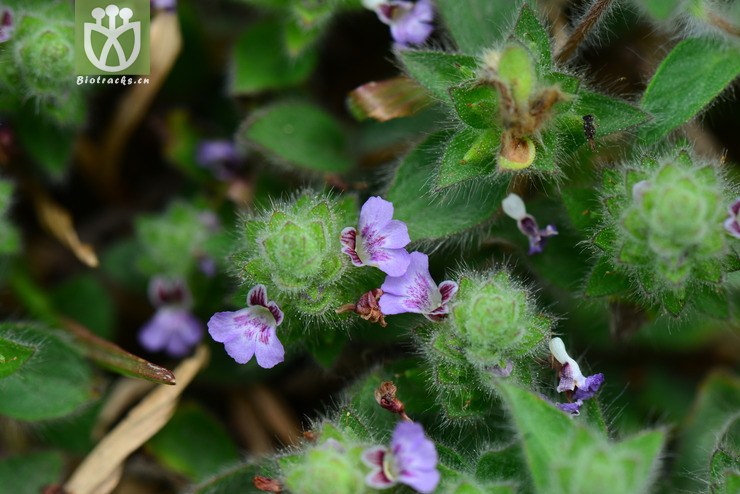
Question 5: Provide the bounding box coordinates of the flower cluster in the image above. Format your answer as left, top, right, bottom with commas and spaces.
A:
138, 277, 203, 357
362, 0, 434, 47
362, 421, 440, 493
502, 193, 558, 255
341, 196, 458, 322
549, 337, 604, 415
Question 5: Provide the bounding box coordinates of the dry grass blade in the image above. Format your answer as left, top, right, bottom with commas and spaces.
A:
63, 345, 209, 494
30, 186, 99, 267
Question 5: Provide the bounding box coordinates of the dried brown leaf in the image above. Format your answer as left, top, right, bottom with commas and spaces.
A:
63, 345, 209, 494
348, 77, 431, 122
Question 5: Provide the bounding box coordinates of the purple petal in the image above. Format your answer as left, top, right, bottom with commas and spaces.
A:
247, 284, 268, 308
374, 248, 411, 277
152, 0, 177, 10
208, 306, 283, 367
573, 373, 604, 401
379, 219, 410, 249
399, 468, 440, 494
361, 446, 387, 468
438, 280, 458, 305
198, 256, 217, 278
254, 326, 285, 368
139, 308, 203, 357
138, 313, 172, 352
729, 198, 740, 217
365, 469, 395, 489
379, 252, 438, 314
389, 0, 434, 46
340, 227, 364, 267
488, 360, 513, 377
0, 9, 13, 43
377, 293, 411, 315
359, 196, 394, 232
392, 422, 438, 472
725, 217, 740, 239
557, 362, 577, 392
266, 301, 284, 327
391, 422, 439, 493
148, 276, 191, 308
557, 401, 582, 415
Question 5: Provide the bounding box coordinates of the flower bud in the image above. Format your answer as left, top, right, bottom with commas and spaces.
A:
596, 147, 733, 313
450, 271, 552, 367
283, 441, 367, 494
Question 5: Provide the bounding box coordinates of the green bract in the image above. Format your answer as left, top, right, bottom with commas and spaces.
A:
592, 146, 735, 316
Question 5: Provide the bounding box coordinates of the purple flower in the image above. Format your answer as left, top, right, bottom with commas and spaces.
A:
138, 277, 203, 357
362, 421, 440, 493
724, 198, 740, 239
549, 337, 604, 416
379, 252, 458, 321
340, 196, 411, 276
207, 284, 285, 369
363, 0, 434, 47
0, 8, 14, 43
196, 140, 242, 180
502, 193, 558, 255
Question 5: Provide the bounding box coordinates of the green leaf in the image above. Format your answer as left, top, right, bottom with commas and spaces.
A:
0, 323, 93, 421
15, 112, 74, 179
561, 187, 601, 232
398, 50, 478, 103
449, 83, 499, 129
387, 132, 510, 242
639, 38, 740, 143
673, 371, 740, 491
0, 336, 33, 378
436, 128, 499, 189
693, 285, 730, 319
585, 256, 631, 297
0, 451, 64, 494
242, 101, 354, 173
51, 274, 115, 339
513, 4, 552, 69
496, 382, 578, 491
148, 403, 240, 481
498, 382, 665, 494
475, 442, 528, 485
192, 463, 268, 494
436, 0, 527, 54
572, 90, 650, 144
229, 18, 316, 95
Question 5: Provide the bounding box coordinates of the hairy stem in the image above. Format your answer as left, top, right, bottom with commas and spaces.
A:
555, 0, 616, 63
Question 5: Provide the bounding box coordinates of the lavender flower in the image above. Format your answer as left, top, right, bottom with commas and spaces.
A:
0, 8, 14, 43
549, 337, 604, 415
363, 0, 434, 47
207, 284, 285, 369
196, 139, 242, 181
379, 251, 458, 321
341, 196, 411, 276
502, 193, 558, 255
139, 277, 203, 357
724, 198, 740, 239
362, 421, 440, 493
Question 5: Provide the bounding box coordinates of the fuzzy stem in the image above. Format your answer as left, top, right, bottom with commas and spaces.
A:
555, 0, 616, 63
